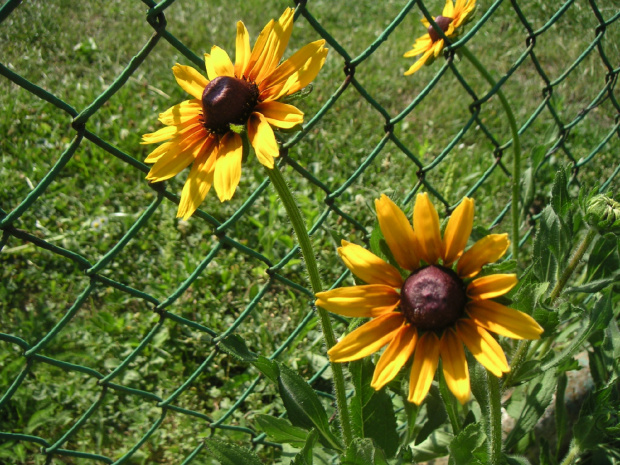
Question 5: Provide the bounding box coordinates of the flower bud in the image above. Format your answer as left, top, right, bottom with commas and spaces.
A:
585, 194, 620, 234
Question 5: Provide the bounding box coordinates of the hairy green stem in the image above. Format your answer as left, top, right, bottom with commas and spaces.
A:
501, 340, 530, 391
549, 228, 597, 305
486, 371, 502, 465
559, 441, 580, 465
460, 46, 522, 264
266, 163, 353, 447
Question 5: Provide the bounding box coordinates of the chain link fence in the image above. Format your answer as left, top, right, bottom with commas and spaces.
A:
1, 0, 619, 463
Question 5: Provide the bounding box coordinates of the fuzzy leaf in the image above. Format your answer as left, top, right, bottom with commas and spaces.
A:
349, 359, 399, 457
252, 356, 279, 382
219, 334, 257, 362
505, 369, 556, 449
205, 438, 263, 465
254, 415, 309, 447
343, 438, 389, 465
291, 429, 318, 465
277, 364, 343, 451
449, 423, 488, 465
410, 430, 451, 462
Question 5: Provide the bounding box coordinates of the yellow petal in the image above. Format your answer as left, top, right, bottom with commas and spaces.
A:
374, 194, 419, 271
210, 45, 235, 78
408, 332, 440, 405
371, 325, 417, 390
457, 234, 510, 278
413, 193, 443, 265
440, 328, 470, 404
468, 274, 518, 300
247, 112, 279, 169
144, 125, 204, 164
457, 319, 509, 377
253, 8, 295, 83
145, 141, 173, 164
403, 36, 433, 58
245, 19, 274, 79
255, 101, 304, 129
260, 40, 327, 100
204, 52, 218, 81
442, 0, 455, 17
328, 313, 405, 362
158, 100, 202, 126
172, 64, 208, 100
433, 40, 444, 57
235, 21, 251, 77
443, 197, 474, 266
146, 132, 205, 182
177, 137, 218, 220
338, 240, 404, 288
142, 118, 202, 145
315, 285, 400, 318
404, 48, 434, 75
467, 300, 544, 340
213, 133, 243, 202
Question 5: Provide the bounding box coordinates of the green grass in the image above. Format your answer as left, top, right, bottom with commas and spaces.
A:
1, 0, 619, 464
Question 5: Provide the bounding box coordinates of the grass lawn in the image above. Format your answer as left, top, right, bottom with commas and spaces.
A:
1, 0, 618, 463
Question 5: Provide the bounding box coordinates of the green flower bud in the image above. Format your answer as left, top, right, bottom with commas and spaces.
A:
585, 194, 620, 234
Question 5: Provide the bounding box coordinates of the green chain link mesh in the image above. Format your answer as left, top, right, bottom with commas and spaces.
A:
1, 0, 619, 463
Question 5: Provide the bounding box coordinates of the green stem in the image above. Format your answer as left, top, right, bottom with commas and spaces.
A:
559, 441, 580, 465
501, 340, 530, 391
549, 228, 597, 305
460, 46, 522, 264
486, 371, 502, 465
266, 163, 354, 447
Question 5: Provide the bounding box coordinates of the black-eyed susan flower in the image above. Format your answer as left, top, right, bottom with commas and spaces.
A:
142, 8, 328, 219
315, 193, 543, 405
404, 0, 476, 75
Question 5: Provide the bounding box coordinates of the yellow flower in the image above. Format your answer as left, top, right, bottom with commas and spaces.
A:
315, 193, 543, 405
404, 0, 476, 75
142, 8, 328, 219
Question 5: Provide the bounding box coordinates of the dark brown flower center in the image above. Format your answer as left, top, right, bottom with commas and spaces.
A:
400, 265, 466, 331
201, 76, 259, 135
427, 15, 453, 42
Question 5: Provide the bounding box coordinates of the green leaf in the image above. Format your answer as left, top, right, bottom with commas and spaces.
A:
541, 292, 612, 372
573, 385, 619, 451
349, 359, 399, 458
505, 369, 556, 449
204, 438, 263, 465
252, 356, 279, 382
565, 271, 620, 294
254, 414, 309, 447
277, 364, 343, 451
415, 386, 448, 445
219, 334, 257, 362
409, 430, 451, 462
584, 234, 619, 282
554, 373, 568, 456
291, 429, 318, 465
532, 208, 559, 286
551, 167, 570, 216
343, 438, 389, 465
448, 423, 488, 465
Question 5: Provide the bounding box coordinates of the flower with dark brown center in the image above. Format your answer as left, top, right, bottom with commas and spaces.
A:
142, 8, 328, 218
400, 265, 466, 331
201, 76, 259, 135
316, 193, 544, 405
427, 16, 453, 42
404, 0, 477, 75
